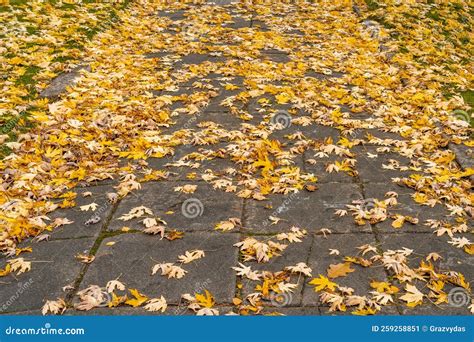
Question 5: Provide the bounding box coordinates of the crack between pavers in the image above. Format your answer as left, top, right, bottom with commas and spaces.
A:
64, 197, 122, 306
300, 233, 321, 314
232, 198, 247, 301
46, 235, 104, 242
356, 176, 404, 315
240, 231, 375, 237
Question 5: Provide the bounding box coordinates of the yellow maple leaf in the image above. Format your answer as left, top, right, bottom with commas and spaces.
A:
370, 280, 399, 294
0, 264, 11, 277
195, 290, 215, 308
412, 192, 428, 204
125, 289, 148, 307
108, 292, 127, 308
275, 93, 291, 104
327, 262, 355, 279
400, 284, 424, 307
352, 307, 377, 315
391, 215, 405, 229
464, 244, 474, 255
309, 275, 337, 292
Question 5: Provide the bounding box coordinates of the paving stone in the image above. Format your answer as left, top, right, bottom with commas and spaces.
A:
364, 183, 451, 233
180, 54, 225, 66
251, 19, 270, 31
302, 234, 388, 308
48, 184, 116, 239
378, 233, 474, 315
143, 51, 169, 59
350, 128, 406, 142
194, 111, 245, 129
213, 0, 240, 5
262, 306, 320, 315
240, 236, 313, 306
353, 145, 416, 183
157, 10, 185, 20
149, 150, 240, 180
303, 152, 355, 183
175, 72, 241, 89
247, 94, 293, 115
339, 106, 373, 121
39, 65, 90, 100
108, 181, 242, 232
449, 142, 474, 170
259, 51, 292, 63
64, 305, 236, 316
79, 232, 239, 305
0, 309, 42, 315
268, 121, 340, 144
400, 303, 470, 316
303, 124, 340, 142
146, 141, 237, 178
244, 183, 370, 233
222, 17, 251, 29
11, 3, 469, 319
204, 89, 244, 112
305, 70, 345, 80
0, 238, 95, 313
377, 234, 474, 285
319, 305, 400, 315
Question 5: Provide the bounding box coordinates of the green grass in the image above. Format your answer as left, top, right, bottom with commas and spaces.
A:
364, 0, 380, 11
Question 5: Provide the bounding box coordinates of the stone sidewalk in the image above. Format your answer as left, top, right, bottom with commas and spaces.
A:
1, 2, 472, 316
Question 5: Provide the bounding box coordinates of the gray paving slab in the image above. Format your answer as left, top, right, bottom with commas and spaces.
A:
377, 234, 474, 285
78, 232, 240, 305
353, 145, 415, 183
244, 183, 371, 233
240, 235, 313, 307
449, 142, 474, 170
107, 181, 242, 232
0, 238, 95, 313
303, 152, 355, 183
364, 183, 452, 233
39, 65, 90, 100
48, 184, 117, 239
302, 234, 389, 309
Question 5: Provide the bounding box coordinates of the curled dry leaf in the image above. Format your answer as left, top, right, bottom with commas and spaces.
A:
143, 225, 166, 238
42, 298, 66, 315
144, 296, 167, 313
106, 279, 126, 293
177, 250, 205, 264
75, 254, 95, 264
8, 258, 31, 275
152, 263, 187, 279
285, 262, 312, 277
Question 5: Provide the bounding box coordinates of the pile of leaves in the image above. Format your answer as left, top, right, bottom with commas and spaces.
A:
0, 0, 130, 153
